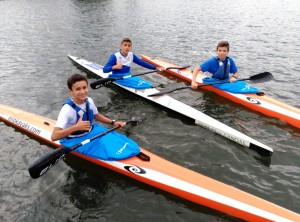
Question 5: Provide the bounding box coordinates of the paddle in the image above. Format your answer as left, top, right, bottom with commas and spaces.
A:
148, 72, 274, 97
28, 115, 145, 179
90, 65, 191, 89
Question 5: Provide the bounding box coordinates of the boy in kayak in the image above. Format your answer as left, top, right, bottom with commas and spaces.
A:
51, 73, 124, 141
51, 73, 143, 161
103, 38, 164, 89
103, 37, 164, 74
191, 41, 239, 89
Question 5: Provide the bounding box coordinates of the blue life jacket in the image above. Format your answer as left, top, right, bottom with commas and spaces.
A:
213, 56, 230, 80
63, 98, 94, 136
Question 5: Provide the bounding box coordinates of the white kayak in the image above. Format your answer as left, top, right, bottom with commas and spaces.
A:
68, 55, 273, 157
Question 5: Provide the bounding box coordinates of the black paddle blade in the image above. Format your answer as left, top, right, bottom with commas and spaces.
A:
148, 86, 191, 97
147, 89, 174, 97
129, 114, 146, 124
249, 143, 273, 157
248, 72, 274, 83
166, 65, 191, 70
90, 78, 116, 89
28, 148, 68, 179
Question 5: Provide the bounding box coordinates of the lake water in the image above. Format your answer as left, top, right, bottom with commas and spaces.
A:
0, 0, 300, 221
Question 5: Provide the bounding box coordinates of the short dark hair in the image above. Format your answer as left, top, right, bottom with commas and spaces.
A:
217, 41, 230, 51
67, 73, 88, 90
121, 38, 132, 45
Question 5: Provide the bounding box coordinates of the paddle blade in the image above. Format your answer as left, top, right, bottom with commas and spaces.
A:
249, 143, 273, 157
248, 72, 274, 83
129, 114, 146, 124
166, 65, 191, 70
148, 86, 191, 97
28, 148, 68, 179
90, 78, 116, 89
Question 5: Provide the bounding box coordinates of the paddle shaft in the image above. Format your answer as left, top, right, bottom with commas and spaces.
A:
148, 72, 273, 97
28, 118, 138, 179
90, 65, 190, 89
67, 123, 125, 152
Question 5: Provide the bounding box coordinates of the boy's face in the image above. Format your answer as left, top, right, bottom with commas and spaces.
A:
120, 41, 132, 56
217, 46, 229, 61
69, 80, 88, 104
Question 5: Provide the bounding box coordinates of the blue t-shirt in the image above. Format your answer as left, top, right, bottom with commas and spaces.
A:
200, 56, 238, 78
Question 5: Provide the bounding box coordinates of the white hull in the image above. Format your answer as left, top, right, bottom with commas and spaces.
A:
68, 55, 273, 156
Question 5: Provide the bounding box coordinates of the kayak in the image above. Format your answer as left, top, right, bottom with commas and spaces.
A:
68, 55, 273, 157
141, 55, 300, 129
0, 103, 299, 222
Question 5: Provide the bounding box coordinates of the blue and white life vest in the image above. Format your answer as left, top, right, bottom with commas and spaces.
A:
213, 56, 231, 80
112, 51, 134, 77
63, 98, 94, 136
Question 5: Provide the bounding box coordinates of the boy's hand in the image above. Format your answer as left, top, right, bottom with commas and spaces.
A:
113, 121, 125, 129
156, 67, 165, 72
229, 76, 237, 83
77, 114, 91, 131
191, 80, 198, 89
113, 62, 123, 70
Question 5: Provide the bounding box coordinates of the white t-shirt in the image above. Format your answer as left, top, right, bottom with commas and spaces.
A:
55, 97, 98, 129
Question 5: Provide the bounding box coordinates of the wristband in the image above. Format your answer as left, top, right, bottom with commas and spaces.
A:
111, 119, 116, 125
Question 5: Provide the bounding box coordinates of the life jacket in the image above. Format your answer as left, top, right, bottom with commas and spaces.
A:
63, 98, 94, 137
111, 51, 134, 77
213, 56, 231, 80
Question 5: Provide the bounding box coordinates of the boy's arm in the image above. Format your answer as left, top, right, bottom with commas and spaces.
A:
51, 115, 90, 141
133, 54, 157, 70
230, 58, 238, 76
229, 58, 239, 82
191, 66, 201, 89
230, 71, 239, 82
103, 54, 118, 73
51, 126, 78, 141
94, 113, 125, 127
94, 113, 114, 125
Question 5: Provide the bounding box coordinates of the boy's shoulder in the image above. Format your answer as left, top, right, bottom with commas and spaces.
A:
202, 57, 218, 65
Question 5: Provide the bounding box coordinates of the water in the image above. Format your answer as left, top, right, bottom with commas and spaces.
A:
1, 0, 300, 221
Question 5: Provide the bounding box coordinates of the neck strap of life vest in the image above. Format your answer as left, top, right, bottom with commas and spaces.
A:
214, 56, 230, 80
64, 98, 94, 136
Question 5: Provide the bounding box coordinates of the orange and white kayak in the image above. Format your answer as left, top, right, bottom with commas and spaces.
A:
141, 55, 300, 129
1, 103, 299, 222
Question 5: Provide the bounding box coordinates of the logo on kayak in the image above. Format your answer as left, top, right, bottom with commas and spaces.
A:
246, 97, 261, 105
116, 143, 129, 155
8, 116, 41, 135
86, 63, 102, 70
39, 154, 65, 177
124, 165, 146, 174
